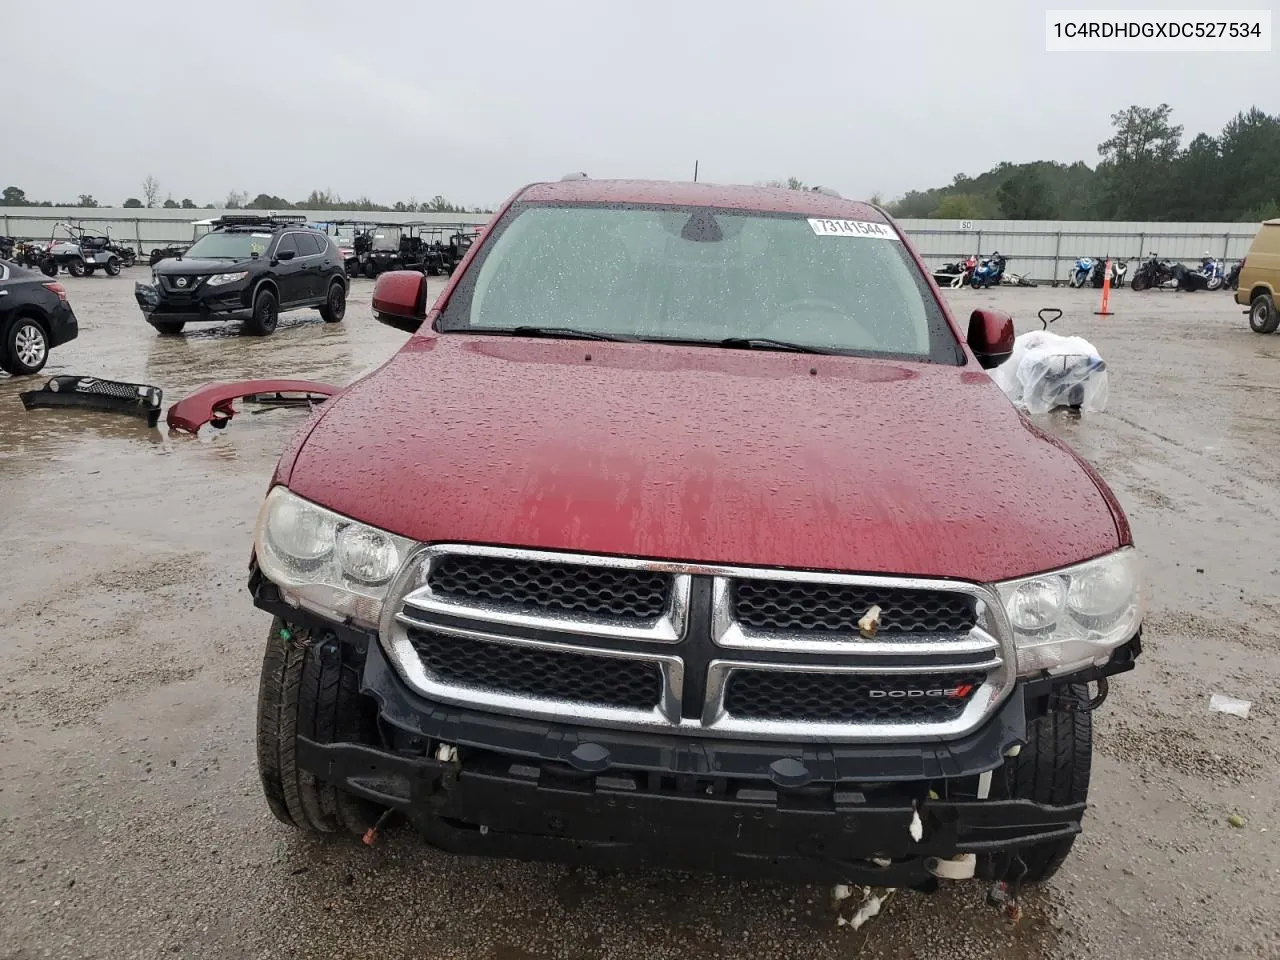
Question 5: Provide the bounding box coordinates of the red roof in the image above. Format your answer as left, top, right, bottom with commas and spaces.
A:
517, 179, 886, 221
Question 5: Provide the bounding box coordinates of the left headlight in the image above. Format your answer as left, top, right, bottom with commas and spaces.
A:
207, 271, 248, 286
995, 548, 1143, 677
254, 486, 416, 629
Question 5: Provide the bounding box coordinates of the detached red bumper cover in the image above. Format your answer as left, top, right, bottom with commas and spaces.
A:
167, 379, 339, 434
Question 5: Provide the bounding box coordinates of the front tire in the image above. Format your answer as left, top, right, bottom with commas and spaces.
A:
990, 684, 1091, 884
318, 281, 346, 323
104, 257, 122, 277
1130, 272, 1150, 292
67, 258, 87, 278
39, 258, 57, 278
256, 618, 383, 835
244, 288, 279, 336
1249, 293, 1279, 334
363, 261, 377, 279
151, 320, 186, 336
2, 317, 50, 376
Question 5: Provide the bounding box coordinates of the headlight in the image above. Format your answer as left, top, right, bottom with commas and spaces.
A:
996, 548, 1142, 677
207, 271, 248, 286
255, 487, 415, 628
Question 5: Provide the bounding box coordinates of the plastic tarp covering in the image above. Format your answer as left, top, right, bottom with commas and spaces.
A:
990, 330, 1109, 414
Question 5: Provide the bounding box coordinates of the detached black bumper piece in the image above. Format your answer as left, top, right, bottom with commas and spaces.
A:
297, 735, 1084, 886
20, 376, 163, 427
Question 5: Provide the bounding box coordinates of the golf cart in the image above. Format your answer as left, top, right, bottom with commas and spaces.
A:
41, 222, 126, 277
361, 222, 425, 278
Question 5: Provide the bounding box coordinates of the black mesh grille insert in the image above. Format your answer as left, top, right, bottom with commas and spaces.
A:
724, 671, 985, 724
408, 628, 662, 710
732, 580, 977, 635
428, 555, 671, 621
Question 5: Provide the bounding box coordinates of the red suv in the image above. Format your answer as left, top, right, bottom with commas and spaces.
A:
250, 178, 1142, 890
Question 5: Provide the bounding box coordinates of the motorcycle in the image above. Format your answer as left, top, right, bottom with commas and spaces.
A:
990, 307, 1109, 416
1172, 262, 1209, 292
931, 255, 976, 289
1068, 256, 1094, 288
1198, 254, 1226, 291
1088, 257, 1129, 288
970, 251, 1007, 289
1226, 260, 1243, 290
1129, 253, 1177, 292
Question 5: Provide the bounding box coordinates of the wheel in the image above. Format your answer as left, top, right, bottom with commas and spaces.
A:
151, 320, 186, 336
2, 317, 50, 376
1130, 272, 1149, 292
39, 258, 57, 278
1249, 293, 1279, 334
256, 618, 383, 835
318, 281, 346, 323
83, 264, 96, 277
363, 261, 377, 279
66, 258, 87, 278
989, 684, 1092, 883
104, 257, 121, 277
1206, 277, 1222, 291
244, 288, 279, 336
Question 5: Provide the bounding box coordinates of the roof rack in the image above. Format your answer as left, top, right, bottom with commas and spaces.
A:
213, 213, 308, 228
810, 185, 843, 198
560, 172, 589, 181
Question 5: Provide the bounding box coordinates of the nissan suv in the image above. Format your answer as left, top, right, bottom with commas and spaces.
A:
248, 178, 1142, 891
134, 215, 348, 336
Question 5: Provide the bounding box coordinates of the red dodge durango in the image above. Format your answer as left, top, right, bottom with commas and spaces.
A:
249, 177, 1142, 890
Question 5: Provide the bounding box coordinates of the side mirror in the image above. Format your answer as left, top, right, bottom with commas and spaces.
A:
276, 249, 296, 261
967, 308, 1015, 369
372, 270, 428, 333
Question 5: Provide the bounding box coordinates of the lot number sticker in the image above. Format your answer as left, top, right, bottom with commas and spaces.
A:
807, 218, 899, 240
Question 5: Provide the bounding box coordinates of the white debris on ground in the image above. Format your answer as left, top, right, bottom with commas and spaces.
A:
1209, 693, 1252, 718
835, 887, 898, 930
990, 330, 1110, 414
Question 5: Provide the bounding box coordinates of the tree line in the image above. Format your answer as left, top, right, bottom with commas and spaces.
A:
0, 179, 493, 215
882, 104, 1280, 223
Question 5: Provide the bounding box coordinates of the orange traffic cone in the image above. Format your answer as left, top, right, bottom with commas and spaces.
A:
1094, 258, 1114, 316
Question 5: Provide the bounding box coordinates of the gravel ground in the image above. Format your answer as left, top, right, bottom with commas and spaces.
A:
1, 273, 1277, 959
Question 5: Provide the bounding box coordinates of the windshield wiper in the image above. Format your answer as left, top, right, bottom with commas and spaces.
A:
508, 326, 637, 342
718, 337, 835, 355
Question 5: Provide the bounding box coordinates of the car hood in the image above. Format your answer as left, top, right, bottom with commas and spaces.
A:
153, 257, 251, 274
284, 335, 1122, 583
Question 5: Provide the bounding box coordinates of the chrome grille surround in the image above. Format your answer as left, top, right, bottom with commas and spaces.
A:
378, 544, 1016, 743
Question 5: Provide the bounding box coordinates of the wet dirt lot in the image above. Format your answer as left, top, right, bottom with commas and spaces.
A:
1, 273, 1278, 960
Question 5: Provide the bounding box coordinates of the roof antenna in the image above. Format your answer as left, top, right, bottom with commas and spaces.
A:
693, 160, 699, 183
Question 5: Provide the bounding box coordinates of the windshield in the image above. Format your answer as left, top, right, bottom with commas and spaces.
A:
370, 229, 400, 251
439, 203, 958, 361
184, 231, 273, 259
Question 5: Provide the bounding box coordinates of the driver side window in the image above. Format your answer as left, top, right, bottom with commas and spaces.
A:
274, 234, 297, 258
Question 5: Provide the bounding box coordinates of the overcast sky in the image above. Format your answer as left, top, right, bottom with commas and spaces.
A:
6, 0, 1276, 208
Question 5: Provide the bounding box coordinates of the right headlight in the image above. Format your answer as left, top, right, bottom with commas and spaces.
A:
995, 548, 1143, 677
254, 486, 416, 629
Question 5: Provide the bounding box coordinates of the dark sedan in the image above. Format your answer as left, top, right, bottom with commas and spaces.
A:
0, 260, 79, 375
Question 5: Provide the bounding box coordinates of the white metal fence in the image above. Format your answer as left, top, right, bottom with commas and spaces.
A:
0, 208, 491, 256
896, 218, 1259, 285
0, 209, 1263, 285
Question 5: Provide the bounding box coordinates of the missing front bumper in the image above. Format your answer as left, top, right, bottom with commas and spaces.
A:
296, 736, 1084, 885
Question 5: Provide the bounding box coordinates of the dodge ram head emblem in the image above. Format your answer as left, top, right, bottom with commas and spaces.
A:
175, 277, 188, 287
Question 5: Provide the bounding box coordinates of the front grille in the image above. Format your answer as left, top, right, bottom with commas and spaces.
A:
732, 580, 977, 635
163, 275, 201, 292
723, 670, 985, 724
408, 627, 662, 710
427, 554, 671, 621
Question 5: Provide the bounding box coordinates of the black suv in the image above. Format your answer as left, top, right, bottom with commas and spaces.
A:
134, 215, 348, 336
